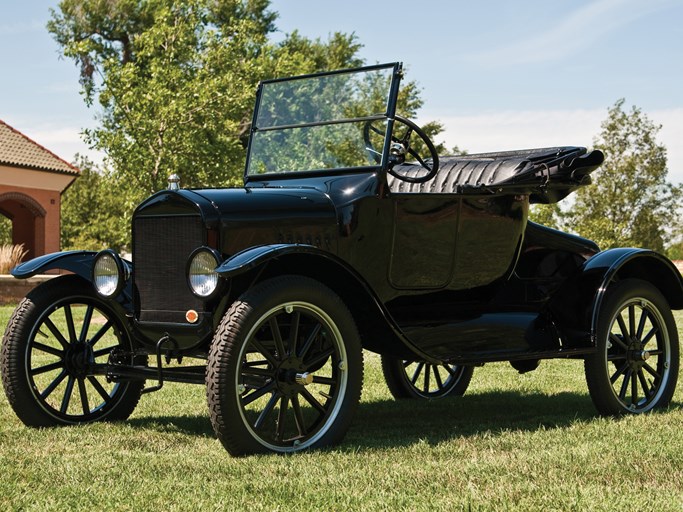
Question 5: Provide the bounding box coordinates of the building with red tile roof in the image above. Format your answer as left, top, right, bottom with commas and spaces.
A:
0, 119, 80, 260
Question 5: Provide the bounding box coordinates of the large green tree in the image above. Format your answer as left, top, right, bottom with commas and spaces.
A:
549, 99, 681, 251
49, 0, 441, 250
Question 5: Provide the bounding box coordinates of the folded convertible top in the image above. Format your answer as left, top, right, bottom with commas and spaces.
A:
389, 146, 605, 203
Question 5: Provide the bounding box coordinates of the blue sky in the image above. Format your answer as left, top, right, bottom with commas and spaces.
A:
2, 0, 682, 184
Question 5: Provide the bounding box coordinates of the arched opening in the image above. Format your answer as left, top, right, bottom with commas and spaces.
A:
0, 212, 11, 245
0, 192, 46, 261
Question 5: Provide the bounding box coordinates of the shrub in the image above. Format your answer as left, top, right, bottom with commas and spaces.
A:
0, 244, 28, 274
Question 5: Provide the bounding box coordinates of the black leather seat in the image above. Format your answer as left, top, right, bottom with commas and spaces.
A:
387, 146, 587, 194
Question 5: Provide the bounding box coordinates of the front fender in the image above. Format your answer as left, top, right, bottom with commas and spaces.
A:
583, 248, 683, 343
215, 244, 320, 277
11, 251, 99, 280
12, 251, 135, 315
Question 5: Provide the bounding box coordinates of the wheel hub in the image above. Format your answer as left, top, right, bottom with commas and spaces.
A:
276, 357, 310, 397
64, 342, 94, 378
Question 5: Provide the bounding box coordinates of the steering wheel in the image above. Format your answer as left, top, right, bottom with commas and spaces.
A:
363, 114, 440, 183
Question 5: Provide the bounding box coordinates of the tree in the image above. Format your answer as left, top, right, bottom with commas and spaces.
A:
61, 156, 130, 252
565, 99, 681, 251
528, 203, 562, 230
49, 1, 442, 250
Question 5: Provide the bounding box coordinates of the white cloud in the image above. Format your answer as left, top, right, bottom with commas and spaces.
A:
428, 107, 683, 185
469, 0, 678, 66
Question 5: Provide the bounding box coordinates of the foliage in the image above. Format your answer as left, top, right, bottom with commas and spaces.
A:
48, 0, 442, 250
0, 216, 11, 245
61, 156, 131, 252
0, 244, 28, 274
528, 203, 562, 230
566, 99, 682, 251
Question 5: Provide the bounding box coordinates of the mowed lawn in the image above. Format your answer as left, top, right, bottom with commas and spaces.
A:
1, 304, 682, 511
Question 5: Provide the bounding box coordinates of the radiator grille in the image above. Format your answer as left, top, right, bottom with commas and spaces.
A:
133, 215, 204, 323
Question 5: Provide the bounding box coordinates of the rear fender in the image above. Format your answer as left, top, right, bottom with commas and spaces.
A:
581, 249, 683, 343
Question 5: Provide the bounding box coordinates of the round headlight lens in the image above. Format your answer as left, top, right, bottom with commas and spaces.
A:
93, 252, 122, 297
188, 249, 220, 297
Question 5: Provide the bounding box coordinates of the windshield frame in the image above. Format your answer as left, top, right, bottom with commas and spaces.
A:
244, 62, 403, 182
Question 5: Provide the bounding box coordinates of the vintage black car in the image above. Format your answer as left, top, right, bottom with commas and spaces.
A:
2, 63, 682, 456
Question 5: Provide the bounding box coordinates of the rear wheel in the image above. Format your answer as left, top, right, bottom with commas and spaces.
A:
585, 279, 679, 415
206, 276, 363, 456
381, 356, 473, 399
1, 275, 144, 426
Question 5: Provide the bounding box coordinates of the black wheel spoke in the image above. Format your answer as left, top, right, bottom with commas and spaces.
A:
628, 305, 636, 338
609, 333, 629, 351
41, 369, 67, 399
276, 397, 289, 442
618, 369, 632, 400
410, 362, 424, 385
291, 395, 306, 437
288, 311, 300, 356
30, 360, 64, 376
642, 362, 661, 380
300, 387, 327, 415
616, 314, 630, 341
254, 392, 279, 430
423, 364, 431, 393
241, 366, 276, 378
79, 305, 94, 344
43, 317, 70, 350
297, 324, 321, 359
93, 347, 114, 358
64, 305, 78, 344
78, 378, 90, 415
250, 339, 279, 366
444, 364, 458, 377
269, 317, 286, 358
433, 365, 444, 390
242, 380, 277, 406
641, 326, 659, 346
60, 376, 75, 413
637, 370, 651, 398
311, 375, 336, 386
304, 346, 334, 370
87, 376, 112, 403
610, 362, 629, 384
88, 321, 112, 348
631, 371, 638, 405
636, 309, 648, 340
31, 341, 63, 357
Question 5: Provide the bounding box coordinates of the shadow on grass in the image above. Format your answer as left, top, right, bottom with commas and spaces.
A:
344, 390, 598, 450
124, 389, 612, 449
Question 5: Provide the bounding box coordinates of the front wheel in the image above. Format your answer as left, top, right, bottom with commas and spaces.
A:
585, 279, 679, 415
381, 356, 473, 399
206, 276, 363, 456
1, 275, 144, 426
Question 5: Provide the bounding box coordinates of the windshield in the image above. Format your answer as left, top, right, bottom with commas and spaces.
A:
245, 63, 401, 177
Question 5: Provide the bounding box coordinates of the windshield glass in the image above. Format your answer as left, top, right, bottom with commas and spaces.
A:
246, 63, 400, 177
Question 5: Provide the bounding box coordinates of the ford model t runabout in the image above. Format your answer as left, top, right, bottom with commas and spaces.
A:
3, 63, 682, 456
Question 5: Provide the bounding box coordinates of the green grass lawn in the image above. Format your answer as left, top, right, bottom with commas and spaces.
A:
1, 305, 682, 511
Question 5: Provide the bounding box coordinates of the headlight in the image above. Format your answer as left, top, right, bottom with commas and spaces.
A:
93, 250, 126, 298
187, 248, 221, 298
